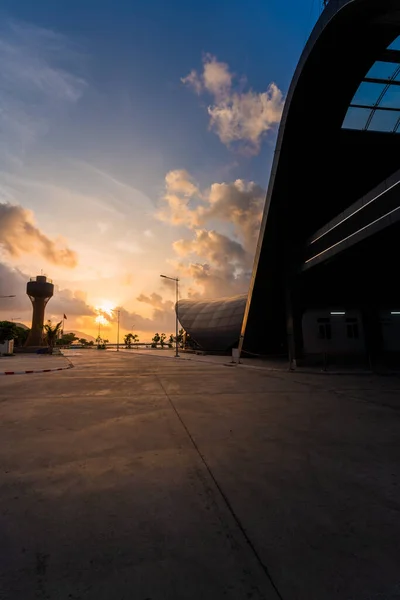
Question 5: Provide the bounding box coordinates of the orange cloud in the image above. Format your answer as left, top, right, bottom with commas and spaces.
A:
0, 203, 77, 267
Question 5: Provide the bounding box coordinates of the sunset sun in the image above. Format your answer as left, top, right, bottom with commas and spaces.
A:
94, 314, 109, 326
95, 300, 116, 318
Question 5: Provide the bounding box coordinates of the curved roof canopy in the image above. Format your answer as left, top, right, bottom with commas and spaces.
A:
177, 295, 247, 352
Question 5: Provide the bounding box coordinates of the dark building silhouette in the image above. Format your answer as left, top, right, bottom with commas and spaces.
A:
178, 0, 400, 364
239, 0, 400, 365
25, 276, 54, 347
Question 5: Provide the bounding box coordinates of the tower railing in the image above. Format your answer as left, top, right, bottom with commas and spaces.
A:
29, 276, 53, 283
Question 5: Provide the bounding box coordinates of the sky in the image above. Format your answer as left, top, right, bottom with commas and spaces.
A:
0, 0, 323, 341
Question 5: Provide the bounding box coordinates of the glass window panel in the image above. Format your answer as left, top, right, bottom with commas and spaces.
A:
388, 36, 400, 51
352, 82, 386, 106
342, 107, 371, 130
368, 109, 400, 132
367, 61, 399, 80
380, 85, 400, 109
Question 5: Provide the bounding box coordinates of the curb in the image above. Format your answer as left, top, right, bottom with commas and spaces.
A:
111, 349, 400, 376
0, 360, 74, 376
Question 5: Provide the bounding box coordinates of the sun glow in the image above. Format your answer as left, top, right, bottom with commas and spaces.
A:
95, 300, 116, 318
95, 314, 109, 326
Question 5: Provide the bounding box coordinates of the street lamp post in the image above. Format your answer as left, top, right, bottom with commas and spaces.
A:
160, 275, 179, 358
116, 309, 120, 352
109, 307, 121, 351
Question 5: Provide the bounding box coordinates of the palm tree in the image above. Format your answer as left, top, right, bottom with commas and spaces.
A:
124, 333, 133, 348
44, 321, 62, 354
160, 333, 166, 348
132, 334, 139, 345
96, 335, 108, 349
152, 333, 160, 348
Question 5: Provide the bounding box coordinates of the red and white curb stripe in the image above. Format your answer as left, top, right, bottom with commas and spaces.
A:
0, 363, 73, 376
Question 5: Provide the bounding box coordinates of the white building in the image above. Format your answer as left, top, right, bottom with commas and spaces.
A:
0, 339, 14, 355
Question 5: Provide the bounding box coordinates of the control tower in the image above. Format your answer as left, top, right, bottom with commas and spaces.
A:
25, 276, 54, 347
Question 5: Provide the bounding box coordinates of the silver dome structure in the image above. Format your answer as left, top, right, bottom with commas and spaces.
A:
177, 294, 247, 352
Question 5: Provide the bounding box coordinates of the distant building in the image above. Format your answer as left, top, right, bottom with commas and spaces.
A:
0, 339, 14, 355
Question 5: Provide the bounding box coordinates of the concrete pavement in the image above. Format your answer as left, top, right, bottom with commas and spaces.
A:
1, 351, 400, 599
0, 354, 71, 375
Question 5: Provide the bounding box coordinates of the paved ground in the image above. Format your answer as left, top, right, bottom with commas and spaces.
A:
1, 351, 400, 600
111, 347, 373, 373
0, 354, 71, 374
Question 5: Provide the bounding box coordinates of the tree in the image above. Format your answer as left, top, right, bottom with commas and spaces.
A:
168, 334, 174, 348
14, 326, 30, 347
56, 332, 78, 346
0, 323, 31, 348
96, 336, 108, 349
151, 332, 160, 348
124, 333, 132, 348
0, 321, 18, 344
43, 321, 62, 354
79, 338, 88, 346
160, 333, 166, 348
124, 333, 139, 348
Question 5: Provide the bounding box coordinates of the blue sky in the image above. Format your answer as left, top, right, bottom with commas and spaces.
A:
0, 0, 322, 338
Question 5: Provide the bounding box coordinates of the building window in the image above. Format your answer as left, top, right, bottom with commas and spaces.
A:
318, 318, 332, 340
346, 318, 359, 339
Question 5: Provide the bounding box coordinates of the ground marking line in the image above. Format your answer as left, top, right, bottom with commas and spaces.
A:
156, 374, 284, 600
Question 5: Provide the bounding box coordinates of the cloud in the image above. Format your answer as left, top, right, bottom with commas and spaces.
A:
204, 180, 264, 251
0, 19, 86, 166
173, 261, 251, 299
181, 70, 203, 95
173, 229, 248, 266
203, 56, 233, 97
158, 170, 264, 253
137, 292, 174, 312
182, 57, 232, 98
157, 169, 201, 227
0, 202, 78, 267
50, 287, 96, 318
182, 54, 284, 152
119, 295, 176, 335
158, 169, 265, 298
172, 230, 251, 297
